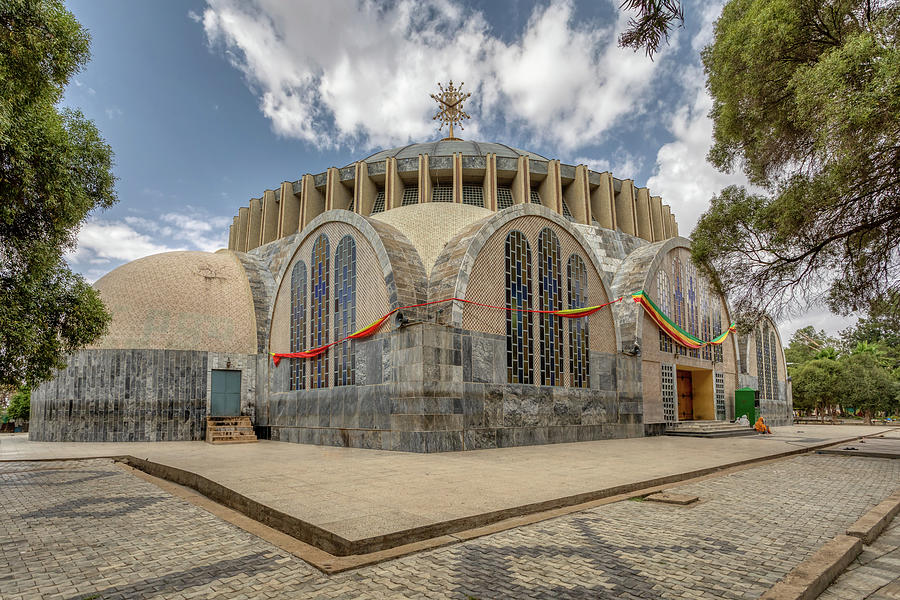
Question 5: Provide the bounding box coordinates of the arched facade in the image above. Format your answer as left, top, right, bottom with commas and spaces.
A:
31, 140, 791, 450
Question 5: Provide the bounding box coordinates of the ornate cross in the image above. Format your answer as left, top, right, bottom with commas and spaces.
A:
431, 80, 471, 140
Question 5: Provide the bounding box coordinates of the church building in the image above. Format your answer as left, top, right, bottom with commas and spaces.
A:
29, 85, 792, 450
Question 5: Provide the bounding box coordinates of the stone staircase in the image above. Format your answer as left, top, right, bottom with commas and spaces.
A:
665, 420, 758, 438
205, 416, 258, 444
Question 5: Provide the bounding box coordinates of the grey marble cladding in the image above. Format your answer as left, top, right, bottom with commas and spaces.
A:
30, 349, 208, 442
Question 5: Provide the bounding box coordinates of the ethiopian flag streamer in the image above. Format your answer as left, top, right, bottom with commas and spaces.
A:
272, 296, 624, 365
631, 290, 736, 349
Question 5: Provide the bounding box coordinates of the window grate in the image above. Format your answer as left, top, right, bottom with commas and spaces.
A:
561, 200, 575, 221
402, 186, 418, 206
530, 189, 541, 204
505, 231, 533, 384
497, 186, 513, 210
432, 185, 453, 202
537, 228, 563, 386
371, 191, 385, 214
661, 364, 676, 423
714, 372, 726, 420
462, 185, 484, 207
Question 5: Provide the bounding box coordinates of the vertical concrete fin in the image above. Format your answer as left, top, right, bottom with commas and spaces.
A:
247, 197, 263, 251
537, 159, 562, 214
301, 174, 325, 228
386, 157, 405, 210
615, 180, 637, 236
278, 181, 300, 238
237, 206, 250, 252
650, 195, 664, 241
635, 187, 653, 241
452, 152, 463, 203
355, 160, 376, 215
511, 155, 529, 205
591, 172, 616, 230
418, 154, 432, 203
260, 189, 279, 245
662, 204, 673, 238
483, 153, 497, 210
565, 164, 590, 224
326, 167, 352, 211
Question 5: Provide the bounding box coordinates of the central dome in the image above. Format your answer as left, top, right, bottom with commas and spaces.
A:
355, 139, 548, 165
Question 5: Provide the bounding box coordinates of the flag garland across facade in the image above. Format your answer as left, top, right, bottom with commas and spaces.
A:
631, 290, 736, 350
271, 296, 624, 365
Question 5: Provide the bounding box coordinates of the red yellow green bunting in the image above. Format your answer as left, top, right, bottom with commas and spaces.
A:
631, 290, 736, 349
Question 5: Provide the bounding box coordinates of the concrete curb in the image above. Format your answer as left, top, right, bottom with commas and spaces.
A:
760, 535, 862, 600
846, 490, 900, 544
761, 488, 900, 600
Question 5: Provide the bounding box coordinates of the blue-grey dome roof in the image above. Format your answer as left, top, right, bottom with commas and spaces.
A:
358, 140, 548, 164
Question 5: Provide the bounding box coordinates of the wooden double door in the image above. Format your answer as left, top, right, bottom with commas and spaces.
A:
677, 369, 693, 421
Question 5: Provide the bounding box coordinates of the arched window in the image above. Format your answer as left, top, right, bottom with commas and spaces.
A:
712, 307, 723, 363
290, 261, 307, 391
672, 257, 686, 355
333, 236, 356, 386
769, 331, 779, 400
310, 234, 330, 389
657, 270, 673, 353
505, 231, 533, 384
537, 228, 563, 385
700, 284, 711, 361
755, 326, 765, 399
567, 254, 590, 388
686, 263, 699, 358
762, 324, 772, 400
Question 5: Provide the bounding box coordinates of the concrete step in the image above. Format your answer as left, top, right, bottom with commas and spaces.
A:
206, 415, 257, 444
665, 420, 758, 438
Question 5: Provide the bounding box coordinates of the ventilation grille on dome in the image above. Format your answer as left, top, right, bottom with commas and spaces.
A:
462, 185, 484, 207
371, 191, 385, 214
432, 185, 453, 202
497, 186, 513, 210
402, 186, 418, 206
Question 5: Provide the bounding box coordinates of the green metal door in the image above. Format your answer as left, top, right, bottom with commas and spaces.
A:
210, 370, 241, 416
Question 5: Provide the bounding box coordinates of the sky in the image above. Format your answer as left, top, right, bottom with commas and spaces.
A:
60, 0, 854, 339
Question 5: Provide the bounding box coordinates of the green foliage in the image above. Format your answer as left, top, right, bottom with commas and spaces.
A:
0, 0, 115, 387
784, 326, 837, 372
7, 387, 30, 421
840, 351, 899, 420
791, 357, 845, 414
693, 0, 900, 319
618, 0, 684, 58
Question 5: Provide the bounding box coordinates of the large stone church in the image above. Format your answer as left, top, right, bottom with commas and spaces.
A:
30, 116, 792, 449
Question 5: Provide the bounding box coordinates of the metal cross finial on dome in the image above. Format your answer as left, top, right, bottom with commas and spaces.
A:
431, 80, 471, 141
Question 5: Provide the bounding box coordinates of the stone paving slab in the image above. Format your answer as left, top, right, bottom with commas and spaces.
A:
2, 454, 898, 599
1, 425, 895, 552
817, 435, 900, 460
820, 514, 900, 600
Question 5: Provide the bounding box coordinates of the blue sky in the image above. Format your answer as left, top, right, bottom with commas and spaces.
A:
60, 0, 850, 337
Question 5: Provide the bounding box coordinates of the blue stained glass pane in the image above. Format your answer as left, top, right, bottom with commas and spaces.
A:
333, 236, 356, 386
505, 231, 532, 384
310, 234, 330, 389
538, 228, 562, 386
290, 261, 307, 390
567, 254, 590, 388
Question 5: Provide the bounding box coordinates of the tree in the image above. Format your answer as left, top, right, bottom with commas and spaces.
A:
618, 0, 684, 59
0, 0, 115, 387
840, 351, 898, 423
7, 387, 30, 422
692, 0, 900, 321
784, 326, 837, 370
791, 357, 845, 417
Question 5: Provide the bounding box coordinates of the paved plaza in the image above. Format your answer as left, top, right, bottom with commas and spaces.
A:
2, 449, 898, 599
1, 425, 891, 551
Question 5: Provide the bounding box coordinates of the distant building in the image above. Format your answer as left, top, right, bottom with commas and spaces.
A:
30, 139, 791, 449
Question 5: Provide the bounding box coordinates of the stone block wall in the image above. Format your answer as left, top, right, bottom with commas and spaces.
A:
260, 322, 641, 452
30, 349, 209, 442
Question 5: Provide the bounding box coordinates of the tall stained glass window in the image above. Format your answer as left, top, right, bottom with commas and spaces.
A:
672, 257, 687, 356
762, 324, 773, 400
310, 234, 330, 389
657, 270, 673, 353
505, 231, 532, 384
290, 261, 307, 391
755, 326, 765, 398
769, 331, 779, 401
712, 308, 723, 363
538, 228, 563, 385
686, 263, 699, 358
333, 236, 356, 386
567, 255, 590, 387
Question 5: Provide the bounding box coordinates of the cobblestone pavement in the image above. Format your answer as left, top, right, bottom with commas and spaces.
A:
820, 516, 900, 600
2, 455, 898, 600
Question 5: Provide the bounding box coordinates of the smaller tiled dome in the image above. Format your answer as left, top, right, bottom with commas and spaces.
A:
91, 251, 257, 353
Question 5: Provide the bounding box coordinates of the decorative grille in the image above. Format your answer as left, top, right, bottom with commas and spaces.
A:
333, 236, 356, 386
310, 234, 330, 389
402, 186, 418, 206
462, 185, 484, 207
289, 261, 307, 391
497, 186, 513, 210
538, 228, 563, 385
530, 189, 542, 204
714, 371, 726, 420
567, 254, 590, 387
561, 200, 575, 221
432, 184, 453, 202
371, 191, 385, 214
661, 363, 676, 423
347, 197, 355, 213
505, 230, 533, 384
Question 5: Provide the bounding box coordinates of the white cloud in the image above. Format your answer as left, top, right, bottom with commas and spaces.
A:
574, 152, 644, 180
68, 221, 182, 264
198, 0, 667, 152
105, 106, 124, 120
